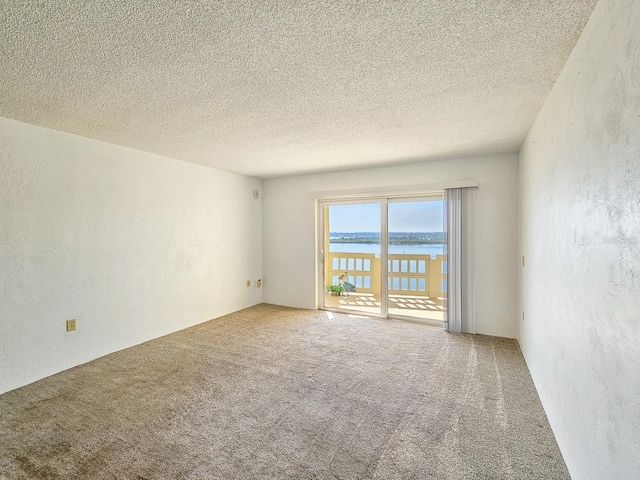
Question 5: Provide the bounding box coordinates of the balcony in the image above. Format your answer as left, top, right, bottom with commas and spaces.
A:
325, 252, 446, 322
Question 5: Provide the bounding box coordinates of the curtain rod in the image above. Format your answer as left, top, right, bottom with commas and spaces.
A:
306, 180, 479, 200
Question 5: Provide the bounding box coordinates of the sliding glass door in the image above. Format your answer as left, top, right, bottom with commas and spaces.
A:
387, 199, 446, 322
321, 202, 383, 316
320, 194, 446, 325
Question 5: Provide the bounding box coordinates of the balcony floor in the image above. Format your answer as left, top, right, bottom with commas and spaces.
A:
324, 292, 445, 322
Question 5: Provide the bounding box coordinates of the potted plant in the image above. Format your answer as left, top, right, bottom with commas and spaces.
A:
327, 284, 345, 296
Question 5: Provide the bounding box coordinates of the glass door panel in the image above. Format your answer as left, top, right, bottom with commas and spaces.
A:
387, 198, 446, 322
322, 203, 382, 316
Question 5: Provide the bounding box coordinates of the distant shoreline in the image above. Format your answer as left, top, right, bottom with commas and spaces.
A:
330, 239, 443, 245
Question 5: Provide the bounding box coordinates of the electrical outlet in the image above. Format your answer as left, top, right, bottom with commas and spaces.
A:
66, 319, 77, 332
256, 279, 262, 288
246, 280, 251, 287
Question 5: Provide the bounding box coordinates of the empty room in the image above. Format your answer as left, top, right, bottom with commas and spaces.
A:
1, 1, 638, 479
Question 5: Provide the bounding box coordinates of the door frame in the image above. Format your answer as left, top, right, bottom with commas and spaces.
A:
317, 198, 388, 319
316, 192, 444, 325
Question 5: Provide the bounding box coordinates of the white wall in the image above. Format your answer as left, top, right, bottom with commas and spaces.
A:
0, 117, 263, 395
519, 0, 640, 478
263, 153, 519, 338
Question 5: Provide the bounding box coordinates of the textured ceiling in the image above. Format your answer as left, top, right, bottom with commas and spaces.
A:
1, 1, 598, 178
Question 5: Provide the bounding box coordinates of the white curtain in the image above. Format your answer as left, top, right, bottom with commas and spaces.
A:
444, 187, 476, 333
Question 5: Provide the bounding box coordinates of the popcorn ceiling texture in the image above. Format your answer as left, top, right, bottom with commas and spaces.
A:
0, 0, 597, 177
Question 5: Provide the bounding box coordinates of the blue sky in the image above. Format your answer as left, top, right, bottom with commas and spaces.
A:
329, 201, 444, 232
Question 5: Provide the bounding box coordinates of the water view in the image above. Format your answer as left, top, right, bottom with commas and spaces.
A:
330, 232, 445, 257
330, 242, 444, 256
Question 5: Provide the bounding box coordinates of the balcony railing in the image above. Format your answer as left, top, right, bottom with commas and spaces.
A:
327, 252, 447, 298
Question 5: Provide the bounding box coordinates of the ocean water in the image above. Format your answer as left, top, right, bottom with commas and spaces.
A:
329, 243, 445, 257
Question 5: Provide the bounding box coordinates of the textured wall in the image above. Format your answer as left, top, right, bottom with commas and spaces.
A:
263, 153, 519, 338
519, 0, 640, 478
0, 117, 263, 395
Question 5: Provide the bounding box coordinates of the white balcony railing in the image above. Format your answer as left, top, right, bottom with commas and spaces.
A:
327, 252, 446, 298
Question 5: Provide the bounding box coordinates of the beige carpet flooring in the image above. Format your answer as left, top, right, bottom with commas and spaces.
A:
0, 304, 569, 479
